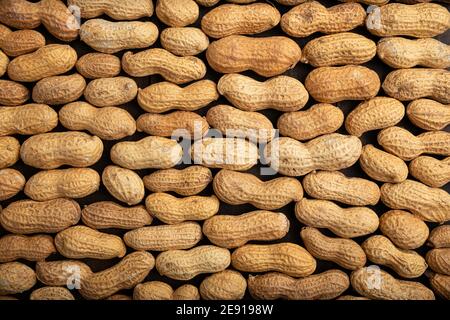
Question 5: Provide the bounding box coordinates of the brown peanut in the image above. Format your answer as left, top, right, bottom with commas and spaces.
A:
76, 53, 121, 79
427, 249, 450, 275
196, 0, 220, 6
428, 225, 450, 248
173, 285, 200, 300
106, 295, 132, 300
0, 169, 25, 201
36, 260, 92, 286
30, 287, 74, 300
102, 165, 145, 206
84, 76, 137, 107
430, 273, 450, 300
336, 295, 370, 301
156, 0, 199, 27
160, 27, 209, 56
133, 281, 173, 300
0, 104, 57, 136
0, 262, 36, 295
32, 73, 86, 105
0, 136, 20, 168
410, 156, 450, 188
407, 99, 450, 131
67, 0, 153, 19
0, 29, 45, 56
0, 49, 7, 76
0, 80, 29, 106
0, 234, 55, 262
200, 270, 247, 300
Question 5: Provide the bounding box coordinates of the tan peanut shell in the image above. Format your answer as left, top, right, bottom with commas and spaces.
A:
82, 202, 152, 230
143, 166, 212, 196
0, 24, 10, 39
200, 270, 247, 300
362, 235, 428, 278
30, 287, 74, 300
336, 295, 370, 301
295, 198, 379, 238
122, 49, 206, 84
345, 97, 405, 137
156, 0, 199, 27
0, 49, 8, 77
281, 2, 366, 37
381, 179, 450, 223
111, 137, 183, 170
277, 104, 344, 141
300, 227, 366, 270
134, 281, 173, 300
430, 273, 450, 300
203, 210, 289, 248
106, 295, 132, 300
0, 169, 25, 201
366, 3, 450, 37
427, 248, 450, 275
102, 165, 145, 206
301, 33, 376, 66
303, 171, 380, 206
206, 35, 301, 77
24, 168, 100, 201
196, 0, 220, 6
206, 105, 275, 142
0, 80, 29, 106
59, 102, 136, 140
160, 27, 209, 56
305, 65, 380, 103
409, 156, 450, 188
20, 132, 103, 169
55, 225, 126, 260
80, 251, 155, 300
84, 77, 137, 107
32, 73, 86, 105
0, 262, 36, 295
0, 104, 57, 136
67, 0, 153, 19
173, 285, 200, 300
0, 198, 81, 234
382, 69, 450, 104
377, 37, 450, 69
80, 19, 158, 54
0, 30, 45, 56
248, 270, 350, 300
76, 53, 121, 79
378, 127, 450, 160
0, 234, 55, 262
265, 135, 362, 176
407, 99, 450, 131
428, 225, 450, 248
156, 245, 230, 280
213, 169, 303, 210
137, 80, 218, 113
145, 193, 219, 224
36, 260, 93, 286
201, 3, 280, 38
218, 74, 308, 112
124, 222, 202, 251
0, 136, 20, 168
351, 267, 435, 300
359, 144, 408, 183
379, 210, 429, 250
7, 44, 77, 82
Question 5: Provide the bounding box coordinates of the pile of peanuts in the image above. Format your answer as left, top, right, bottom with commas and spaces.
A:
0, 0, 449, 301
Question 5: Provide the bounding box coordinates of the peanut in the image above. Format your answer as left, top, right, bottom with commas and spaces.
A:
303, 170, 380, 206
203, 210, 289, 248
379, 210, 429, 250
102, 165, 145, 206
264, 135, 362, 176
0, 169, 25, 201
32, 73, 86, 105
0, 136, 20, 168
382, 69, 450, 104
122, 49, 206, 84
30, 287, 74, 300
301, 33, 376, 66
213, 169, 303, 210
143, 166, 212, 196
0, 199, 81, 234
196, 0, 219, 6
0, 30, 45, 57
345, 97, 405, 137
84, 76, 138, 107
137, 80, 218, 113
0, 24, 10, 39
76, 53, 121, 79
295, 198, 379, 238
380, 179, 450, 223
218, 74, 308, 112
206, 35, 301, 77
341, 0, 388, 4
25, 168, 100, 201
173, 285, 200, 300
80, 251, 155, 300
160, 27, 209, 56
7, 44, 77, 82
300, 227, 366, 270
133, 281, 173, 300
0, 80, 29, 106
201, 3, 280, 38
200, 270, 247, 300
59, 102, 136, 141
0, 104, 57, 136
351, 267, 435, 300
0, 234, 55, 262
366, 3, 450, 38
155, 245, 230, 280
281, 2, 366, 37
106, 295, 131, 300
305, 65, 380, 103
277, 103, 344, 141
36, 260, 92, 286
336, 295, 369, 300
429, 273, 450, 300
407, 99, 450, 131
67, 0, 153, 20
111, 137, 183, 170
428, 225, 450, 248
276, 0, 306, 4
0, 262, 36, 295
427, 248, 450, 275
20, 132, 103, 169
248, 270, 350, 300
124, 222, 202, 251
377, 37, 450, 69
410, 156, 450, 188
80, 19, 158, 54
156, 0, 199, 27
0, 49, 8, 76
145, 193, 219, 224
55, 225, 126, 260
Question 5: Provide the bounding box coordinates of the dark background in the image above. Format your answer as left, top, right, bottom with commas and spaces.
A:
1, 0, 449, 300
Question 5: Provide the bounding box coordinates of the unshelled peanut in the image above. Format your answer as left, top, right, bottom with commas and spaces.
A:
0, 104, 57, 136
0, 49, 7, 76
0, 29, 45, 57
67, 0, 153, 20
36, 260, 93, 286
32, 73, 86, 105
0, 234, 55, 262
409, 156, 450, 188
133, 281, 173, 300
0, 262, 36, 295
0, 136, 20, 168
156, 0, 199, 27
102, 165, 145, 206
160, 27, 209, 56
406, 99, 450, 131
200, 270, 247, 300
427, 249, 450, 275
84, 77, 137, 107
76, 53, 121, 79
0, 169, 25, 201
430, 273, 450, 300
428, 225, 450, 248
0, 80, 29, 106
173, 285, 200, 300
30, 287, 74, 300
